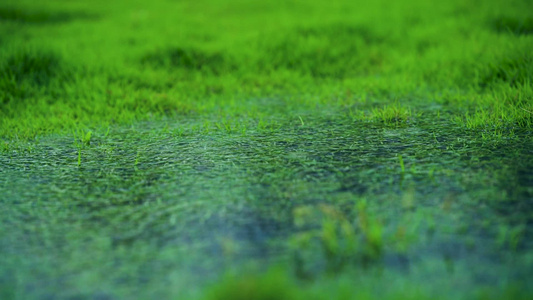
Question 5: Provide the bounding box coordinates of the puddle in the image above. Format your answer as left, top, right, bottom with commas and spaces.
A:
0, 114, 532, 298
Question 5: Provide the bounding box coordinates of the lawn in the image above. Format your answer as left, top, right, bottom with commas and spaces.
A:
0, 0, 532, 299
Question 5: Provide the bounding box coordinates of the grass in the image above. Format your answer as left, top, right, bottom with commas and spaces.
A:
370, 103, 412, 126
0, 0, 531, 137
0, 0, 532, 299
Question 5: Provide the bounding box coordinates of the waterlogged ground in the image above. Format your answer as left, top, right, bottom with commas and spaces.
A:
1, 0, 532, 298
1, 109, 532, 299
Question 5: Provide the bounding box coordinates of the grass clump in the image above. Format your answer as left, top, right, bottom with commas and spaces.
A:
456, 81, 533, 130
290, 200, 387, 278
260, 23, 387, 79
479, 48, 533, 89
459, 104, 533, 130
490, 16, 533, 35
0, 48, 64, 104
205, 269, 298, 300
369, 103, 412, 126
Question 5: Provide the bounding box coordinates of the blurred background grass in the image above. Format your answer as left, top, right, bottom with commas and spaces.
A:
0, 0, 532, 137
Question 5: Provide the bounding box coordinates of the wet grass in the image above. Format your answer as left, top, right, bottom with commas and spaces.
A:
1, 114, 532, 299
0, 0, 532, 299
0, 0, 530, 137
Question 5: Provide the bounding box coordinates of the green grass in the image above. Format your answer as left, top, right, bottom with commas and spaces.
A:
0, 0, 532, 299
0, 0, 531, 137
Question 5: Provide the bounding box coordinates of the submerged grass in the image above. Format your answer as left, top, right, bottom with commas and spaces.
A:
1, 115, 532, 299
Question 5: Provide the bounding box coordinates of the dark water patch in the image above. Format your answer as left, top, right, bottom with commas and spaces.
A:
260, 24, 387, 78
0, 6, 96, 24
489, 16, 533, 36
140, 47, 235, 74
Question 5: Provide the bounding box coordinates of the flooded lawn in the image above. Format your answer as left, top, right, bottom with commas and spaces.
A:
1, 111, 531, 299
1, 0, 532, 298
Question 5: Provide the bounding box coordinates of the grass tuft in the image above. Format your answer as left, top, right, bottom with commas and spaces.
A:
479, 50, 533, 89
205, 269, 297, 300
369, 103, 412, 126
